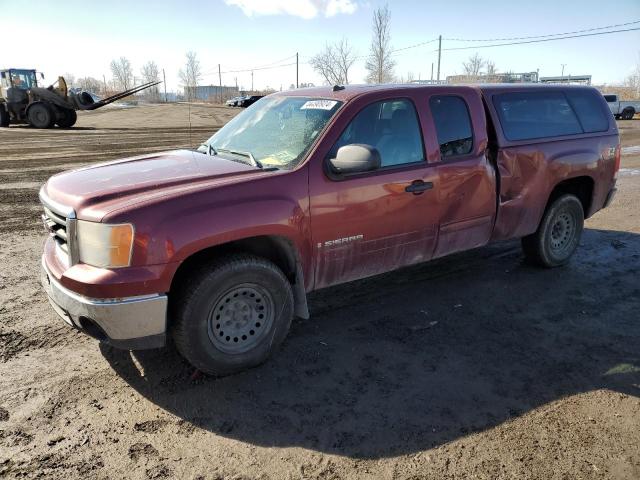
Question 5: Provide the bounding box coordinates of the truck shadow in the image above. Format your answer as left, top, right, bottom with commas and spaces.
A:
101, 228, 640, 459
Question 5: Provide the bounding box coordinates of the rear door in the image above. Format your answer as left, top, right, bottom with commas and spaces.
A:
426, 89, 497, 257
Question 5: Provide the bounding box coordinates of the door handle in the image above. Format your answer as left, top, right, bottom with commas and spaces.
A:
405, 180, 433, 195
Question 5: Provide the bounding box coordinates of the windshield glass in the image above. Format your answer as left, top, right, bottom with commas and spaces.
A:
10, 70, 37, 89
201, 96, 342, 169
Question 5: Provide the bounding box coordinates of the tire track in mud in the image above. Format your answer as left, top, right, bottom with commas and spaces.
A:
0, 105, 235, 238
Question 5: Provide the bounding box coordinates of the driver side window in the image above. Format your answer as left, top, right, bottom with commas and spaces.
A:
332, 99, 424, 167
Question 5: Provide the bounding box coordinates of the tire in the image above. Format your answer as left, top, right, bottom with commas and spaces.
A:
27, 102, 55, 128
622, 108, 635, 120
171, 254, 294, 376
521, 194, 584, 268
56, 108, 77, 128
0, 104, 9, 127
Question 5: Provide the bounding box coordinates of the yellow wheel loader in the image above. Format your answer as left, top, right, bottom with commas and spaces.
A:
0, 68, 160, 129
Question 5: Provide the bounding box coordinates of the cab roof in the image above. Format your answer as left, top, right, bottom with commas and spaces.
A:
273, 83, 600, 103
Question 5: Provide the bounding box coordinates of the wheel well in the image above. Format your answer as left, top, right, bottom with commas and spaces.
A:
547, 176, 594, 217
169, 235, 300, 295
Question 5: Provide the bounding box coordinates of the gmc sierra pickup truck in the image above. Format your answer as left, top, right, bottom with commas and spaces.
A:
604, 94, 640, 120
40, 84, 619, 375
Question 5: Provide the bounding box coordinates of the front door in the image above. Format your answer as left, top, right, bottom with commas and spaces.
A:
309, 95, 440, 289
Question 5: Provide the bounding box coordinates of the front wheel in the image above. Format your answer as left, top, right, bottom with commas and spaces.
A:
171, 254, 294, 376
0, 104, 9, 127
521, 194, 584, 268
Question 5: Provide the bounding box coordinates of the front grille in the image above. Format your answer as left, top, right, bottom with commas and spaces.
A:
40, 186, 78, 265
43, 206, 70, 255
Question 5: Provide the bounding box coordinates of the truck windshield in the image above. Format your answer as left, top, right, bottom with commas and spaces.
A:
201, 96, 342, 169
9, 70, 37, 90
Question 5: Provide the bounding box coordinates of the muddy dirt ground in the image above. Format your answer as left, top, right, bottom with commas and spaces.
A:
0, 104, 638, 479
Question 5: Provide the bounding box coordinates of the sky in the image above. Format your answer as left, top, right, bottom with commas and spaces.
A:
2, 0, 639, 94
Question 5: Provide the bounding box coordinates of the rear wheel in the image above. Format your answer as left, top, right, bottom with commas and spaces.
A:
56, 108, 77, 128
0, 104, 9, 127
522, 194, 584, 268
27, 102, 55, 128
171, 254, 294, 376
622, 108, 635, 120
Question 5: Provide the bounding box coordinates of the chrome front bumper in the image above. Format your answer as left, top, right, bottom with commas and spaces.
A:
40, 259, 167, 350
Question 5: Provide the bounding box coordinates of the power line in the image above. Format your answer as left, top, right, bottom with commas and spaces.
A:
443, 20, 640, 42
391, 38, 439, 53
365, 20, 640, 58
201, 54, 297, 76
438, 27, 640, 51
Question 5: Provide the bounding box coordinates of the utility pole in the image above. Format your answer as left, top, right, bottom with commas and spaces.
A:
296, 52, 299, 88
102, 74, 107, 96
162, 69, 167, 102
430, 63, 434, 82
561, 63, 567, 80
218, 64, 222, 104
235, 76, 238, 91
436, 35, 442, 82
251, 70, 254, 91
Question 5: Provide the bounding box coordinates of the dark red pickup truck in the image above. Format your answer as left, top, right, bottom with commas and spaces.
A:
40, 84, 619, 375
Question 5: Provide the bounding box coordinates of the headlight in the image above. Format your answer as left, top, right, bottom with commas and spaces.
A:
76, 220, 134, 268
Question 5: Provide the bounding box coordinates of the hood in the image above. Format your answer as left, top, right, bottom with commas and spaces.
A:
43, 149, 267, 221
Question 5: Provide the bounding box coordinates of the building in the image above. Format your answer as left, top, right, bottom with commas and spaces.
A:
445, 71, 539, 84
184, 85, 239, 101
539, 75, 592, 85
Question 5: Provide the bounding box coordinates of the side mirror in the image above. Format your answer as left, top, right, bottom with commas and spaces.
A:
40, 73, 45, 79
329, 144, 381, 174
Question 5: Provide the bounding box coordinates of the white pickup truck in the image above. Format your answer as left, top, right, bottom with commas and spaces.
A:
604, 94, 640, 120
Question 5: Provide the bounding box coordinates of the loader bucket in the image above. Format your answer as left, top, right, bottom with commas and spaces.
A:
70, 81, 162, 111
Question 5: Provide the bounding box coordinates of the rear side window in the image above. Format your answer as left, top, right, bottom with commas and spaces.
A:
429, 96, 473, 158
565, 90, 609, 133
603, 95, 617, 102
493, 92, 583, 141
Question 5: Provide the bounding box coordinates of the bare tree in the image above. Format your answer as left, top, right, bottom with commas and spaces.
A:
336, 39, 356, 84
624, 51, 640, 97
110, 57, 133, 90
77, 77, 102, 94
310, 38, 356, 85
365, 4, 396, 84
179, 51, 202, 101
141, 61, 160, 101
462, 53, 485, 76
310, 43, 343, 85
486, 60, 497, 76
63, 73, 76, 86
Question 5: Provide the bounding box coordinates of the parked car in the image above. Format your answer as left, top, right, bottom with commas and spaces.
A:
604, 94, 640, 120
238, 95, 263, 108
39, 84, 619, 375
226, 96, 245, 107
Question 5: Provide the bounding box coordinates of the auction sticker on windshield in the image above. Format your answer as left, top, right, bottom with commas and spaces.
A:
301, 100, 338, 110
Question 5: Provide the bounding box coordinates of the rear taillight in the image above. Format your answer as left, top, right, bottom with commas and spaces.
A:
614, 144, 621, 178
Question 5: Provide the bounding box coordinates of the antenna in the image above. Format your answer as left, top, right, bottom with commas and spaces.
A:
188, 99, 192, 149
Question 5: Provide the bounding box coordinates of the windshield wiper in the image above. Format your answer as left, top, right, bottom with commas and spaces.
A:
197, 143, 218, 156
216, 148, 263, 169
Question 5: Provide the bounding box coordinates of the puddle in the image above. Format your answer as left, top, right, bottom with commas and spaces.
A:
619, 168, 640, 177
622, 145, 640, 155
